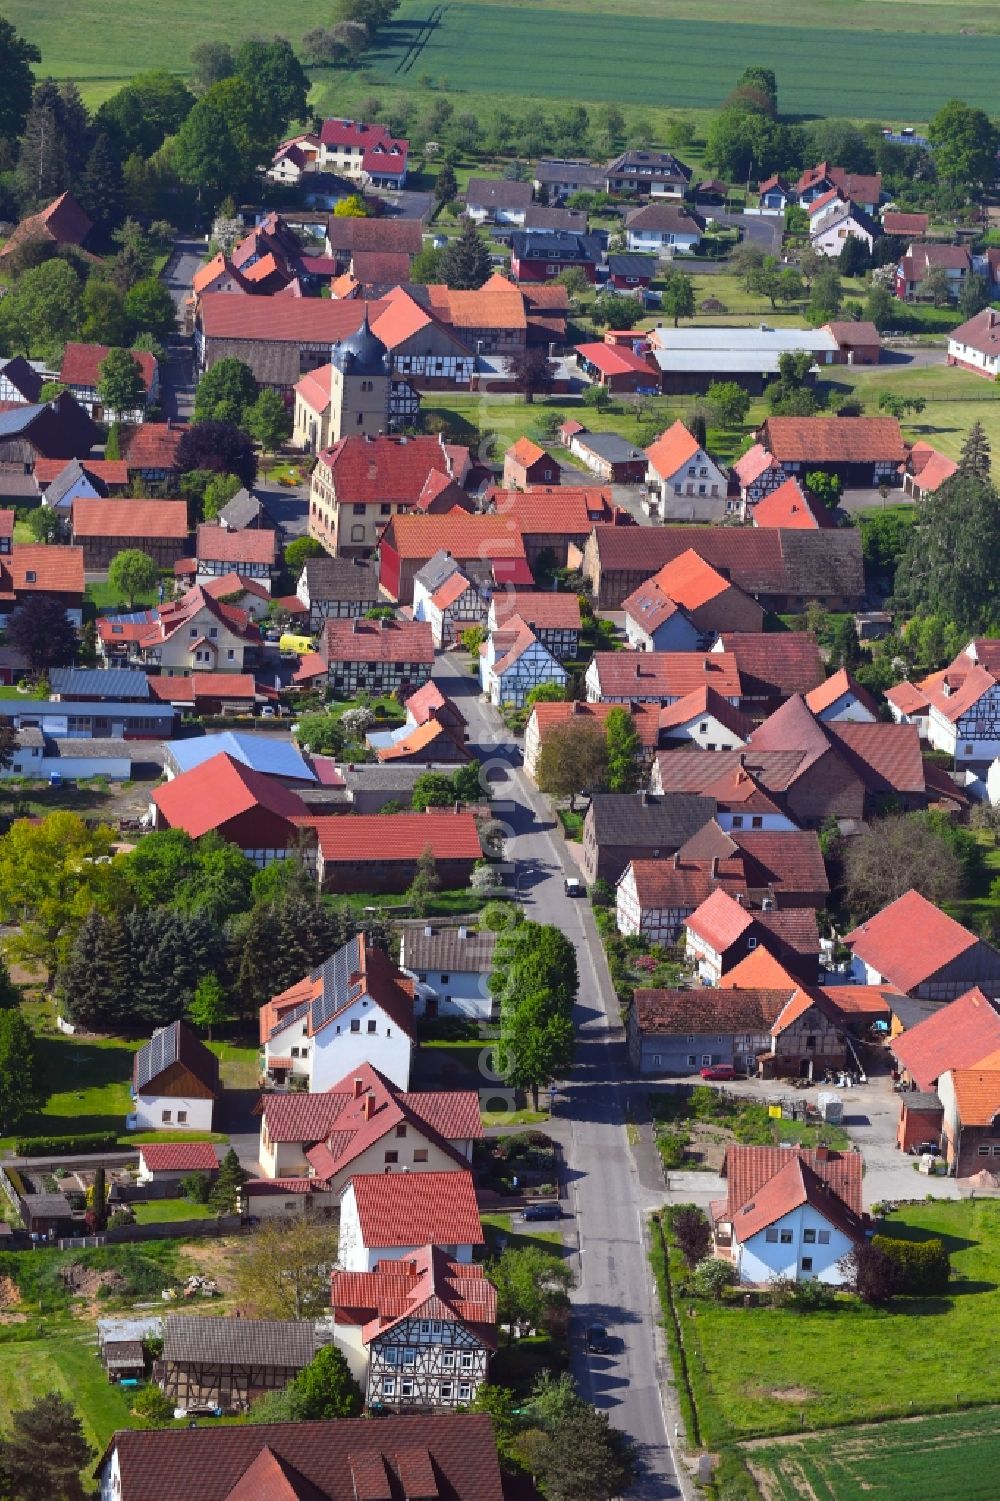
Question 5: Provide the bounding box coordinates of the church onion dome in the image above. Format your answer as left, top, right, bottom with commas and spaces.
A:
331, 308, 390, 376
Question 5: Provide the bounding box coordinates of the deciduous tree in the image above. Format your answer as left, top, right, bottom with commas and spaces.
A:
843, 814, 964, 919
108, 548, 159, 607
188, 973, 227, 1040
660, 270, 694, 327
193, 356, 258, 426
670, 1204, 712, 1268
406, 844, 441, 916
176, 420, 257, 487
98, 347, 146, 420
487, 1245, 573, 1340
928, 99, 999, 190
234, 1216, 340, 1319
124, 276, 177, 340
234, 36, 309, 136
6, 595, 77, 672
535, 719, 608, 810
246, 388, 292, 451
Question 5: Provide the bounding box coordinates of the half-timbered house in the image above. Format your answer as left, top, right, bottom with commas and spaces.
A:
331, 1246, 496, 1410
479, 618, 566, 707
318, 618, 434, 698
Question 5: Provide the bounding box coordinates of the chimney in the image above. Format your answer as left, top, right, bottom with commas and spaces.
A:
814, 1145, 830, 1162
673, 851, 680, 868
353, 1077, 364, 1099
423, 924, 433, 937
711, 856, 719, 878
458, 925, 469, 940
363, 1093, 375, 1120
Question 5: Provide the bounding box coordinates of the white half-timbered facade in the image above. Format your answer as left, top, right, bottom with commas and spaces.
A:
480, 620, 566, 708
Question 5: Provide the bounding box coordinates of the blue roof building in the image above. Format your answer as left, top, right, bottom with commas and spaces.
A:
163, 731, 316, 784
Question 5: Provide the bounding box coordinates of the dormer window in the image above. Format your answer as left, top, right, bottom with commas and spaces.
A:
25, 570, 36, 583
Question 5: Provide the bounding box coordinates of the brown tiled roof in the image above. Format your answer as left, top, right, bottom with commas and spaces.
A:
493, 591, 581, 631
625, 856, 749, 910
591, 650, 741, 701
120, 422, 184, 472
848, 891, 980, 995
632, 985, 792, 1034
7, 544, 84, 595
657, 685, 753, 740
529, 698, 660, 751
60, 343, 157, 392
72, 497, 189, 540
381, 511, 528, 563
718, 634, 825, 699
588, 525, 864, 598
890, 987, 1000, 1089
0, 192, 92, 261
730, 1153, 865, 1242
722, 1141, 863, 1216
320, 618, 433, 665
196, 523, 277, 566
761, 416, 906, 464
882, 211, 928, 235
489, 485, 615, 535
199, 295, 372, 342
332, 1246, 496, 1346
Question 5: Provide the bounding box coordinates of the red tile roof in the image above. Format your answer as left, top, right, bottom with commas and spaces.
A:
719, 946, 800, 990
196, 523, 278, 566
733, 443, 779, 487
946, 1068, 1000, 1127
381, 511, 528, 563
320, 118, 408, 157
350, 250, 412, 285
0, 192, 92, 261
848, 890, 980, 994
718, 634, 825, 699
72, 497, 189, 541
683, 887, 754, 950
805, 667, 879, 719
626, 857, 748, 910
493, 591, 581, 631
657, 685, 753, 740
645, 420, 701, 479
317, 434, 467, 505
199, 295, 371, 343
752, 478, 835, 530
347, 1170, 483, 1249
35, 457, 129, 488
488, 485, 616, 535
320, 618, 434, 665
632, 984, 793, 1035
506, 437, 546, 468
655, 549, 732, 610
575, 341, 657, 378
311, 811, 482, 863
120, 421, 184, 472
886, 679, 930, 716
528, 698, 660, 751
730, 1152, 865, 1242
153, 753, 309, 840
148, 674, 257, 703
59, 343, 156, 392
882, 211, 928, 235
100, 1414, 503, 1501
818, 984, 898, 1018
891, 987, 1000, 1089
332, 1245, 496, 1346
138, 1142, 219, 1172
723, 1141, 863, 1216
762, 416, 906, 464
7, 544, 84, 595
591, 650, 741, 702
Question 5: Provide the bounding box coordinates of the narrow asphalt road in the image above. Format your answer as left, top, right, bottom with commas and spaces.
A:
159, 237, 205, 423
434, 652, 682, 1500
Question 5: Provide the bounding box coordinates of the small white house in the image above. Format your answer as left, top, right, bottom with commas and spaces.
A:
644, 421, 727, 515
804, 669, 878, 725
137, 1141, 220, 1186
716, 1150, 865, 1285
398, 924, 498, 1020
625, 203, 703, 256
622, 581, 701, 653
130, 1022, 219, 1134
260, 934, 416, 1093
657, 686, 752, 751
337, 1171, 484, 1272
480, 618, 566, 708
925, 668, 1000, 767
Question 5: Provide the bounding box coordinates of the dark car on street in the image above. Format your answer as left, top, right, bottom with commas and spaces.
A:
586, 1323, 611, 1354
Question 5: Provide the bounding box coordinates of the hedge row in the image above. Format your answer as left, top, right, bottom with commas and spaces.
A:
14, 1132, 120, 1156
873, 1233, 951, 1294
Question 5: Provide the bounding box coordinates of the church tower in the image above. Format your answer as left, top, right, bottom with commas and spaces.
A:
328, 307, 391, 443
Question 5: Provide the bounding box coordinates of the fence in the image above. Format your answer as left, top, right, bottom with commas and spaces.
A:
59, 1214, 241, 1250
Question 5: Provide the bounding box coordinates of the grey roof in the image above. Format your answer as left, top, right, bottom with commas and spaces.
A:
414, 549, 464, 594
574, 431, 645, 464
607, 150, 691, 183
15, 726, 44, 748
626, 202, 705, 233
50, 667, 151, 700
652, 349, 816, 376
534, 159, 606, 190
98, 1315, 164, 1347
888, 995, 942, 1031
343, 763, 431, 792
23, 1191, 73, 1217
0, 698, 173, 723
0, 403, 43, 438
331, 307, 390, 377
43, 458, 91, 508
312, 935, 362, 1032
522, 206, 588, 232
588, 792, 716, 847
902, 1090, 944, 1112
217, 489, 275, 531
301, 555, 379, 602
400, 924, 497, 975
652, 325, 837, 353
163, 1315, 317, 1369
134, 1020, 220, 1095
104, 1340, 145, 1369
606, 254, 658, 279
511, 231, 603, 265
0, 470, 40, 499
47, 736, 134, 760
466, 177, 533, 211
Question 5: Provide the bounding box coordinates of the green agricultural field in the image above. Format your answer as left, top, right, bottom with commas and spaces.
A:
747, 1407, 1000, 1501
366, 1, 1000, 117
822, 361, 1000, 462
671, 1199, 1000, 1443
0, 1336, 137, 1451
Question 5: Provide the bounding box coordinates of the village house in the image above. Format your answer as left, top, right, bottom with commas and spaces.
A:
253, 1061, 479, 1193
465, 177, 532, 224
585, 649, 742, 708
523, 699, 659, 781
937, 1068, 1000, 1175
809, 199, 878, 258
625, 202, 704, 256
308, 433, 470, 557
480, 616, 566, 707
365, 287, 477, 388
714, 634, 826, 715
580, 790, 716, 886
260, 934, 416, 1092
849, 890, 1000, 1000
96, 1413, 505, 1501
152, 753, 311, 867
947, 306, 1000, 379
216, 488, 276, 533
624, 549, 766, 651
488, 591, 581, 661
580, 525, 864, 612
900, 441, 958, 500
732, 443, 785, 509
574, 340, 660, 394
615, 856, 752, 946
193, 523, 278, 591
316, 117, 409, 186
804, 667, 879, 724
605, 148, 691, 196
503, 436, 561, 489
97, 584, 259, 675
0, 544, 85, 628
487, 485, 619, 569
891, 988, 1000, 1107
533, 158, 606, 199
626, 986, 845, 1079
795, 163, 882, 213
71, 497, 189, 570
682, 884, 824, 984
157, 1316, 317, 1415
412, 551, 489, 648
758, 415, 906, 488
559, 424, 648, 483
337, 1170, 484, 1271
119, 420, 184, 484
378, 511, 532, 606
0, 391, 99, 466
367, 681, 469, 765
310, 811, 483, 895
606, 253, 658, 291
398, 923, 497, 1020
318, 618, 434, 698
136, 1140, 221, 1187
656, 686, 754, 750
510, 231, 604, 283
131, 1021, 220, 1133
148, 674, 260, 717
331, 1247, 496, 1411
897, 242, 971, 301
58, 342, 158, 422
296, 555, 379, 627
712, 1143, 865, 1285
644, 422, 728, 521
37, 457, 130, 514
750, 477, 837, 531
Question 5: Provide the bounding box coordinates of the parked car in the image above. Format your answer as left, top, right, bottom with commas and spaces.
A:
522, 1202, 562, 1222
564, 877, 584, 897
700, 1064, 736, 1081
586, 1323, 610, 1354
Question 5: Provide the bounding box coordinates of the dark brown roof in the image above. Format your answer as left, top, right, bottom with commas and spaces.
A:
133, 1021, 220, 1096
589, 526, 863, 599
632, 986, 793, 1035
163, 1316, 317, 1369
98, 1413, 505, 1501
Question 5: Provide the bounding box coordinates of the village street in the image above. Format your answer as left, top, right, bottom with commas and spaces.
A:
434, 652, 684, 1499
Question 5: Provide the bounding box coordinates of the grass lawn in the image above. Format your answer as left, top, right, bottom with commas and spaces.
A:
671, 1199, 1000, 1445
0, 1337, 138, 1450
9, 1017, 138, 1145
746, 1406, 1000, 1501
84, 580, 163, 612
480, 1211, 564, 1256
480, 1107, 548, 1127
325, 888, 494, 919
124, 1129, 228, 1144
821, 361, 1000, 462
944, 829, 1000, 930
131, 1197, 216, 1224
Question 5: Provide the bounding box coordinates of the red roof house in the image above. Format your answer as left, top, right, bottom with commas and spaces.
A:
152, 753, 310, 860
310, 811, 482, 894
848, 891, 1000, 1000
891, 987, 1000, 1089
339, 1170, 484, 1270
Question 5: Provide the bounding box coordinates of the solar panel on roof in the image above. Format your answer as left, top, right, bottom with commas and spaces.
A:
312, 936, 362, 1030
135, 1021, 179, 1092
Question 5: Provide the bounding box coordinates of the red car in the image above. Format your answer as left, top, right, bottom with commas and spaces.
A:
700, 1064, 736, 1081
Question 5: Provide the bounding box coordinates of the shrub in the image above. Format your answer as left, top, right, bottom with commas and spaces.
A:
692, 1256, 736, 1300
131, 1384, 175, 1426
872, 1234, 950, 1294
14, 1132, 119, 1156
